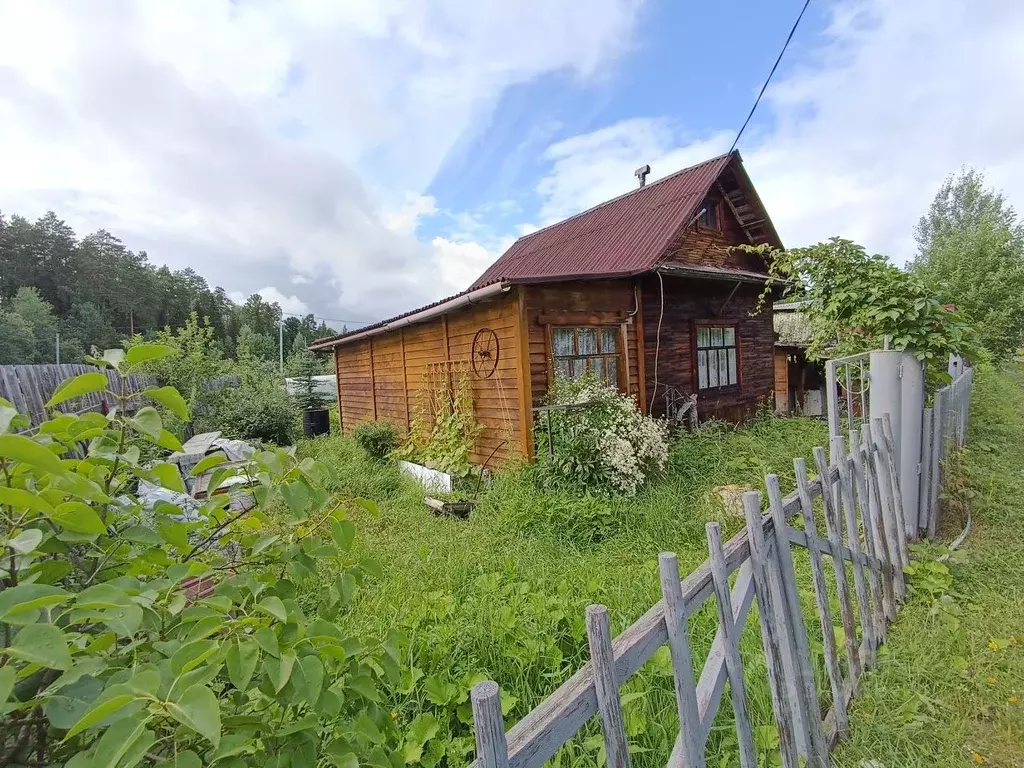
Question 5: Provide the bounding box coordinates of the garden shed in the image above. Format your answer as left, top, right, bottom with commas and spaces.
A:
312, 150, 784, 464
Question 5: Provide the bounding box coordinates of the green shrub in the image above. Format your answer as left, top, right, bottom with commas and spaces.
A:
204, 361, 297, 445
535, 374, 669, 496
354, 419, 400, 460
0, 345, 404, 767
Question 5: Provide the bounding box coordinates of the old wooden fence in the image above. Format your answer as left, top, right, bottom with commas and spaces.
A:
0, 364, 154, 431
470, 398, 972, 766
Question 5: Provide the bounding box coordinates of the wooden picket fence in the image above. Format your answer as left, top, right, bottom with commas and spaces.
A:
0, 364, 155, 431
470, 411, 932, 768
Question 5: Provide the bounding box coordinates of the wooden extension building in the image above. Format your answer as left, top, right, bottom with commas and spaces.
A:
312, 150, 784, 464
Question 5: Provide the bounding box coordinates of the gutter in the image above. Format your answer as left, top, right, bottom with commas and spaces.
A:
309, 281, 512, 350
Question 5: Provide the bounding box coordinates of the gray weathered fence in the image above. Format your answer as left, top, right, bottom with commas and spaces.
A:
922, 366, 974, 537
0, 364, 154, 431
470, 408, 935, 768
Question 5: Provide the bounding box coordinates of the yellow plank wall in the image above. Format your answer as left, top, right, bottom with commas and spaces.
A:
334, 292, 522, 466
524, 280, 643, 410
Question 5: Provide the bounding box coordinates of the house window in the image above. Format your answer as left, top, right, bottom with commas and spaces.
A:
696, 197, 719, 230
697, 325, 738, 389
551, 326, 620, 387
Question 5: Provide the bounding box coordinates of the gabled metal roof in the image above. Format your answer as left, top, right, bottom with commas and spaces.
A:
470, 151, 776, 288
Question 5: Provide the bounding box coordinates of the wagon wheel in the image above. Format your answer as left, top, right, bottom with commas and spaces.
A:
471, 328, 500, 379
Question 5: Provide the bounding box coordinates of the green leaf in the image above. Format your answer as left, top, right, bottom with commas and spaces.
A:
0, 666, 15, 708
226, 637, 260, 691
256, 596, 288, 623
51, 501, 107, 535
191, 452, 228, 476
125, 343, 177, 368
253, 627, 279, 658
279, 481, 309, 517
6, 528, 43, 554
297, 655, 324, 707
151, 428, 184, 452
144, 386, 190, 422
46, 372, 109, 408
130, 406, 163, 440
0, 486, 54, 515
157, 522, 189, 550
147, 462, 185, 493
347, 675, 380, 702
0, 434, 64, 473
101, 603, 144, 637
5, 622, 71, 670
171, 640, 219, 675
354, 497, 380, 517
331, 520, 356, 552
63, 693, 137, 740
167, 751, 202, 768
0, 583, 71, 621
0, 405, 18, 435
266, 650, 296, 693
91, 713, 154, 768
166, 685, 221, 748
354, 712, 383, 744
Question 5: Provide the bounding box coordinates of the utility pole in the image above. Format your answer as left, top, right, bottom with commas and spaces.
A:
55, 332, 61, 365
279, 322, 284, 373
129, 309, 134, 337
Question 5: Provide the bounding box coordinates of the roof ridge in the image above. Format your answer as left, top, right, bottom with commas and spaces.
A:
514, 150, 736, 245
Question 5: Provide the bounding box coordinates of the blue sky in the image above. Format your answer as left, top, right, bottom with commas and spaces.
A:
1, 0, 1022, 328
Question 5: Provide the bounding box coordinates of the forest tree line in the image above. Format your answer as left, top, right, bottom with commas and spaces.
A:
0, 210, 341, 365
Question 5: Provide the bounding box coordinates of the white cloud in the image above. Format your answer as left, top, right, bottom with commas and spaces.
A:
431, 236, 510, 293
528, 0, 1024, 265
228, 287, 310, 316
0, 0, 643, 321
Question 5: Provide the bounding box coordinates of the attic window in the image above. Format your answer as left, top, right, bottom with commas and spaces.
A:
696, 197, 719, 230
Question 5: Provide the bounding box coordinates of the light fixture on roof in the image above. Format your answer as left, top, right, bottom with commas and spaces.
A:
634, 164, 651, 188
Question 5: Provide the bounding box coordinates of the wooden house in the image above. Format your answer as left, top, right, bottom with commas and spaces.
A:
311, 150, 784, 464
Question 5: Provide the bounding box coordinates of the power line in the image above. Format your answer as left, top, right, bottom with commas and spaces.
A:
727, 0, 812, 156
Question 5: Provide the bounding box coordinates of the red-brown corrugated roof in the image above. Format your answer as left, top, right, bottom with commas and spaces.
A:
470, 151, 735, 289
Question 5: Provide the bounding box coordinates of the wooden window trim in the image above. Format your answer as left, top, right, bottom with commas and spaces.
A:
694, 321, 742, 391
694, 198, 722, 233
547, 324, 626, 391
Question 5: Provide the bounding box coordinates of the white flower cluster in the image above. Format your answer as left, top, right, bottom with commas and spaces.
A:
555, 377, 669, 496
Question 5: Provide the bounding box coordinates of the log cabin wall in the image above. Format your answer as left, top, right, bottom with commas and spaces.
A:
334, 290, 523, 465
522, 279, 645, 412
661, 196, 767, 273
640, 276, 773, 422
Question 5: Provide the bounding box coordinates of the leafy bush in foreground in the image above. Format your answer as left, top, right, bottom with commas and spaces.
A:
0, 346, 405, 767
535, 374, 668, 496
354, 420, 400, 461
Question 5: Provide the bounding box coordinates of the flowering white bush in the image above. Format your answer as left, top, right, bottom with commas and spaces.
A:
536, 374, 669, 496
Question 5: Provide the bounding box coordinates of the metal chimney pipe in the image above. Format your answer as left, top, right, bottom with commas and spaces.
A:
634, 164, 651, 188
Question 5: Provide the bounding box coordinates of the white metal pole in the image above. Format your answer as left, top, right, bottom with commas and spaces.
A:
55, 332, 60, 365
869, 349, 902, 474
825, 360, 839, 461
899, 352, 924, 538
279, 322, 284, 373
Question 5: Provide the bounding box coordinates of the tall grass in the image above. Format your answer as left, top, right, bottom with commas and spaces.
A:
298, 414, 830, 765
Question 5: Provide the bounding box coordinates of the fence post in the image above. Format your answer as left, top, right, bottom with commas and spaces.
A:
918, 407, 932, 536
862, 424, 900, 618
706, 523, 757, 768
825, 360, 840, 458
849, 429, 887, 640
586, 605, 632, 768
792, 459, 848, 742
471, 681, 509, 768
928, 390, 944, 539
899, 352, 924, 537
765, 476, 829, 764
658, 553, 705, 768
741, 492, 800, 768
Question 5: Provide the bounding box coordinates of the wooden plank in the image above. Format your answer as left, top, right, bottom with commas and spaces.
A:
849, 429, 888, 640
792, 458, 848, 741
870, 419, 908, 601
765, 475, 829, 764
812, 446, 862, 683
928, 392, 944, 538
831, 437, 876, 669
880, 413, 910, 556
705, 522, 757, 768
919, 407, 933, 535
741, 492, 800, 768
658, 553, 704, 768
472, 681, 510, 768
586, 605, 632, 768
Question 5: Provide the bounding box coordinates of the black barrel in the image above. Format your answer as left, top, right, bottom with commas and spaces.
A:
303, 408, 330, 437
